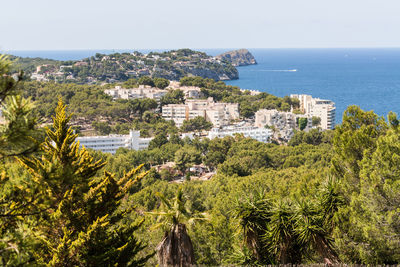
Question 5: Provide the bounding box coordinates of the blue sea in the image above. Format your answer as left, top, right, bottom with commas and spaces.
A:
8, 48, 400, 123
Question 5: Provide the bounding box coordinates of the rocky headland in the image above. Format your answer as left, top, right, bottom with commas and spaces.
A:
216, 49, 257, 67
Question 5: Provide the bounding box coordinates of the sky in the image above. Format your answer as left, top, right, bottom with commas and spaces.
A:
1, 0, 400, 50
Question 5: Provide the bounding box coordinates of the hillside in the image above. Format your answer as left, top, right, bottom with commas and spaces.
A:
8, 49, 239, 84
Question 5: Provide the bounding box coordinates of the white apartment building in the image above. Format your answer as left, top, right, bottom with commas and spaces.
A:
162, 104, 188, 127
208, 125, 272, 143
105, 85, 167, 101
255, 109, 296, 129
77, 130, 153, 154
30, 73, 49, 82
290, 94, 336, 130
162, 97, 239, 127
179, 86, 203, 99
255, 109, 297, 140
255, 108, 317, 140
168, 81, 203, 99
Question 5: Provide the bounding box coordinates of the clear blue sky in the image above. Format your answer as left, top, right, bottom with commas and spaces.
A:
2, 0, 400, 50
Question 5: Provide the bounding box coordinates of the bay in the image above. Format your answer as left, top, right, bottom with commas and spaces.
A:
223, 48, 400, 123
7, 48, 400, 123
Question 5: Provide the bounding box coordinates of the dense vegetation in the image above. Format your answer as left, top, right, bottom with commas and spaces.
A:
7, 55, 61, 75
0, 58, 152, 265
2, 57, 400, 265
98, 105, 400, 265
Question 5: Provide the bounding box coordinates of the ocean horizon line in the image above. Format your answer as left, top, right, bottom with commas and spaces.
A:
4, 47, 400, 52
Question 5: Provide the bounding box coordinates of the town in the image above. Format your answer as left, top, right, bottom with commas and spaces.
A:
78, 80, 336, 154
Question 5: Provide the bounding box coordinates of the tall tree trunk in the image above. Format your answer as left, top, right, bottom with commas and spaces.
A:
156, 223, 195, 267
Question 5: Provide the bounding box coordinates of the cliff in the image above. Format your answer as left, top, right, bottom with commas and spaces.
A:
216, 49, 257, 67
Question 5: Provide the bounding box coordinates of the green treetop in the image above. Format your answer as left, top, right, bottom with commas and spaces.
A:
180, 116, 213, 133
17, 100, 153, 266
0, 56, 41, 265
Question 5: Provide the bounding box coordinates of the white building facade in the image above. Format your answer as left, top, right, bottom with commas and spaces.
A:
162, 97, 239, 127
162, 104, 188, 127
77, 130, 153, 154
290, 94, 336, 130
255, 109, 297, 140
105, 85, 167, 101
208, 125, 272, 143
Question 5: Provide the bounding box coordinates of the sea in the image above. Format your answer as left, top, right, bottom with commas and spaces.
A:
7, 48, 400, 123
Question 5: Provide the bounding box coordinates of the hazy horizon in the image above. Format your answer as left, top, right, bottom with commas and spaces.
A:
2, 0, 400, 50
6, 47, 400, 52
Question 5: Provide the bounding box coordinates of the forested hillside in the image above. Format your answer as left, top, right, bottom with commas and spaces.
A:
8, 49, 239, 83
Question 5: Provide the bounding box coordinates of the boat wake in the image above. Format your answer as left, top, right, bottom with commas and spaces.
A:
258, 69, 297, 72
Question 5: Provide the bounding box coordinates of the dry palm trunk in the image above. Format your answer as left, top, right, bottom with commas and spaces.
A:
245, 229, 263, 262
156, 223, 195, 267
315, 235, 340, 265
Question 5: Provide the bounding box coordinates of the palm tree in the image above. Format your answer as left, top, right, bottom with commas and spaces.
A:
293, 200, 340, 264
320, 176, 345, 231
265, 200, 303, 264
235, 189, 341, 264
233, 190, 273, 264
149, 187, 206, 267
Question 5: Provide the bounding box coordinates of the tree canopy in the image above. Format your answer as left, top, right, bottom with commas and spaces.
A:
181, 116, 213, 132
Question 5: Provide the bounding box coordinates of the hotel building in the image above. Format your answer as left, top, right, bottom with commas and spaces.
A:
290, 94, 336, 130
77, 130, 152, 154
162, 97, 239, 127
208, 125, 272, 143
105, 85, 167, 101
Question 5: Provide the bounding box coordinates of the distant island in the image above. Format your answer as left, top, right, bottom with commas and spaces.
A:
8, 49, 245, 84
216, 48, 257, 66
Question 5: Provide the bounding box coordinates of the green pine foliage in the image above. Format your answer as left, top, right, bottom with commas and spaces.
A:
332, 106, 400, 263
14, 100, 153, 266
123, 106, 400, 265
0, 56, 43, 265
180, 116, 213, 133
0, 56, 39, 158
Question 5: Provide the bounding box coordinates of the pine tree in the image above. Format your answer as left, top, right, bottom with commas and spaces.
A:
332, 107, 400, 263
18, 100, 152, 266
0, 55, 38, 159
0, 56, 40, 265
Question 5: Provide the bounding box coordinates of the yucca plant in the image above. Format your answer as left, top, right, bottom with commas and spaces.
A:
233, 190, 273, 264
264, 199, 303, 264
293, 199, 339, 264
235, 187, 341, 264
320, 176, 345, 230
